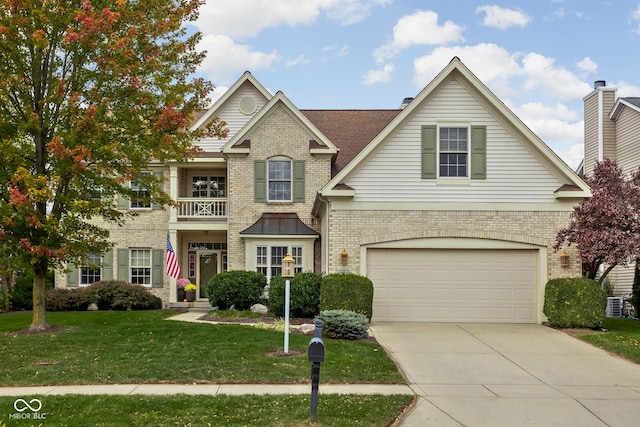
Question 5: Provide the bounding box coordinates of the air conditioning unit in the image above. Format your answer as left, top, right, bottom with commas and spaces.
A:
606, 297, 623, 318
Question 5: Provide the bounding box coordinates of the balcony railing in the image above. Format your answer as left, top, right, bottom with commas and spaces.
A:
177, 198, 227, 219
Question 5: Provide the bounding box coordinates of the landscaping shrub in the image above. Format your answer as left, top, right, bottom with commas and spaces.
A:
207, 270, 267, 310
316, 310, 369, 340
268, 272, 322, 317
46, 287, 91, 311
319, 273, 374, 321
0, 283, 11, 312
46, 281, 161, 311
9, 269, 55, 310
543, 277, 607, 328
90, 280, 161, 310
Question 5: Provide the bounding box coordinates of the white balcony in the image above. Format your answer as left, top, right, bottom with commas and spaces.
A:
177, 198, 227, 220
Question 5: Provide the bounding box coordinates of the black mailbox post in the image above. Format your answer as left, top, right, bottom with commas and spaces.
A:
308, 319, 325, 422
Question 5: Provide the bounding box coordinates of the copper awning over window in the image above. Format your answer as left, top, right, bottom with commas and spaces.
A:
240, 213, 318, 236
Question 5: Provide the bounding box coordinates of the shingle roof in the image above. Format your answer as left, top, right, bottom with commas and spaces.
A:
623, 97, 640, 108
301, 110, 401, 176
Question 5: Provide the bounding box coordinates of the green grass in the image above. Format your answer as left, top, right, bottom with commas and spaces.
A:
0, 394, 415, 427
576, 318, 640, 363
0, 311, 403, 386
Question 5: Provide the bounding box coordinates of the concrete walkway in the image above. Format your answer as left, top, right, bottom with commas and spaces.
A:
370, 322, 640, 427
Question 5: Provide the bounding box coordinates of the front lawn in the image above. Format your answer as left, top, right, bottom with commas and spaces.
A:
0, 310, 404, 386
575, 318, 640, 363
0, 394, 414, 427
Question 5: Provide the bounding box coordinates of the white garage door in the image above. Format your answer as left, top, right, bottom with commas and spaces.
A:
367, 248, 538, 323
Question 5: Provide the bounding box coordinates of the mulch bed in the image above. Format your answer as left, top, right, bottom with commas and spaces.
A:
199, 314, 315, 325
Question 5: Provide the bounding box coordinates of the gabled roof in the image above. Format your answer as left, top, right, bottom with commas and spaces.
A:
610, 97, 640, 120
319, 56, 591, 198
222, 91, 338, 155
189, 71, 273, 131
301, 110, 400, 176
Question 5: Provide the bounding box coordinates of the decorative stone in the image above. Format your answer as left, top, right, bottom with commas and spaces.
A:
87, 303, 98, 311
250, 303, 268, 315
299, 324, 315, 335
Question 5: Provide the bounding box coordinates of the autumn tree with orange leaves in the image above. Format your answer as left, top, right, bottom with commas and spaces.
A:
0, 0, 226, 330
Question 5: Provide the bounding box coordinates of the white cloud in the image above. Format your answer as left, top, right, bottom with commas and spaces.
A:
614, 80, 640, 98
476, 5, 531, 30
632, 4, 640, 33
515, 102, 580, 122
521, 53, 592, 101
555, 142, 585, 170
197, 35, 280, 83
196, 0, 390, 38
285, 54, 310, 67
362, 64, 395, 84
413, 43, 520, 88
576, 57, 598, 74
373, 11, 464, 64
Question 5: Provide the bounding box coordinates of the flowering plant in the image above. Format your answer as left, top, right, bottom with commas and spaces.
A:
184, 283, 197, 291
176, 278, 190, 289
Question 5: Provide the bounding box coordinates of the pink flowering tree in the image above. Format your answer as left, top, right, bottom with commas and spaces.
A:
0, 1, 226, 331
555, 159, 640, 283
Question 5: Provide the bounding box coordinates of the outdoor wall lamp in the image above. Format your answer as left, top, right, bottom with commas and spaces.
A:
560, 251, 569, 268
341, 248, 349, 265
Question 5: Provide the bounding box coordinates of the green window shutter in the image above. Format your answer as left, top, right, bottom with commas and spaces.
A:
102, 250, 113, 281
470, 126, 487, 180
293, 160, 305, 202
117, 248, 129, 281
152, 171, 164, 210
152, 249, 164, 288
254, 160, 267, 202
66, 266, 79, 287
421, 125, 437, 179
117, 193, 129, 210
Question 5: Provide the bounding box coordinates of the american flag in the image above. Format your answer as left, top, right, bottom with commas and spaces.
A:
166, 233, 181, 279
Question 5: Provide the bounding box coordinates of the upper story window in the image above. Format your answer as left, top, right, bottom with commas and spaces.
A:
130, 172, 151, 209
421, 125, 486, 180
192, 176, 226, 198
439, 127, 468, 178
268, 158, 292, 201
256, 244, 303, 282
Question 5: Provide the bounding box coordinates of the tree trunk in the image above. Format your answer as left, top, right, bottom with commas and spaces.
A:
29, 257, 50, 331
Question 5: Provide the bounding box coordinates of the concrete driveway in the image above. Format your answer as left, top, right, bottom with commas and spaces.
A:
370, 322, 640, 427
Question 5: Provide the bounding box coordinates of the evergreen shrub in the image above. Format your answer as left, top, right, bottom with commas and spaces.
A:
543, 277, 607, 328
268, 272, 322, 317
319, 273, 374, 321
317, 310, 369, 340
207, 270, 267, 310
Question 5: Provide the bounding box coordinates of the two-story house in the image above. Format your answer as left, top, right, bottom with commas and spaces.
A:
57, 57, 589, 323
582, 80, 640, 296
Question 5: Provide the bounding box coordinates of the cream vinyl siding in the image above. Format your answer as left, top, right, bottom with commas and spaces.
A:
196, 84, 267, 153
346, 78, 562, 203
583, 92, 600, 175
615, 107, 640, 174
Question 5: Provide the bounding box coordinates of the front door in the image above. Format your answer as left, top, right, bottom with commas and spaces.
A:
197, 251, 218, 300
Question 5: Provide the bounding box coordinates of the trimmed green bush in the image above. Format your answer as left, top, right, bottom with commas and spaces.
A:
317, 310, 369, 340
543, 277, 607, 328
45, 281, 161, 311
320, 273, 374, 321
268, 272, 322, 317
207, 270, 267, 310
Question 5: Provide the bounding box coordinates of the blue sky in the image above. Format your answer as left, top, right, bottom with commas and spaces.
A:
190, 1, 640, 169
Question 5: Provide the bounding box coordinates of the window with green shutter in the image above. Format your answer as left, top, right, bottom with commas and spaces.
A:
421, 125, 486, 180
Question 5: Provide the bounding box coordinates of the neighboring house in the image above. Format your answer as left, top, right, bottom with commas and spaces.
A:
582, 80, 640, 295
56, 57, 590, 323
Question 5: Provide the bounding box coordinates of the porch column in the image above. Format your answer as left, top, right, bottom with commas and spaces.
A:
169, 164, 178, 224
